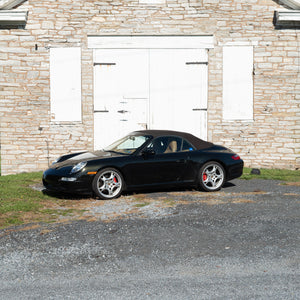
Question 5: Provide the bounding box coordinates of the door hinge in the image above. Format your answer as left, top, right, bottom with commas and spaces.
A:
94, 63, 116, 66
186, 62, 208, 65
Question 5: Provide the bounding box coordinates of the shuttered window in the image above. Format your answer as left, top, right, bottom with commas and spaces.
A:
223, 46, 253, 120
50, 47, 82, 122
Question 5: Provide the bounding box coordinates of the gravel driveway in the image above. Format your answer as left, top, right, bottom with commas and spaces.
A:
0, 179, 299, 299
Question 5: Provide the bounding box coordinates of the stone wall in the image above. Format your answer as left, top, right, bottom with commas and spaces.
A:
0, 0, 299, 175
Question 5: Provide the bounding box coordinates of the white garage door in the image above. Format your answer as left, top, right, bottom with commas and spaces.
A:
93, 48, 208, 150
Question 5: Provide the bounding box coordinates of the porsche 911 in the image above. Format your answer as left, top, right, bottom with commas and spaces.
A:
43, 130, 243, 199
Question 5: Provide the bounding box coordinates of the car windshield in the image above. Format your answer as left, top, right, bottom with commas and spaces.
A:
104, 135, 151, 154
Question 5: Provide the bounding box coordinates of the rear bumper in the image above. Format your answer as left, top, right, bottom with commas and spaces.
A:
226, 161, 244, 181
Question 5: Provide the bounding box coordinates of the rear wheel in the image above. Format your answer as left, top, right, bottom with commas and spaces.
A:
92, 168, 124, 200
199, 161, 225, 192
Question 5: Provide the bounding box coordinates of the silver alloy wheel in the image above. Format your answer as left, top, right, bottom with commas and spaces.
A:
96, 169, 123, 199
201, 162, 225, 191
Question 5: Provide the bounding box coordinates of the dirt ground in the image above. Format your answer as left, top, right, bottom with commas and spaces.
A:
0, 179, 299, 299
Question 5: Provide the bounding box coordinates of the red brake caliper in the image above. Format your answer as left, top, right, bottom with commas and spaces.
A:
113, 176, 118, 183
203, 173, 207, 181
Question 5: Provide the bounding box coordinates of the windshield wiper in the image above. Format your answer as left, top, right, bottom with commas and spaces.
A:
104, 150, 127, 155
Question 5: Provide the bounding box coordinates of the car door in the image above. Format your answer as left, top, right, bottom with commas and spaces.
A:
124, 136, 189, 187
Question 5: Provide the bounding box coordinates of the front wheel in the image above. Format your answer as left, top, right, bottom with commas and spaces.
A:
198, 161, 225, 192
92, 168, 124, 200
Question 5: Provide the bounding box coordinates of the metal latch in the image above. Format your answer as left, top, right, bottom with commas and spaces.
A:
94, 63, 116, 66
186, 62, 208, 65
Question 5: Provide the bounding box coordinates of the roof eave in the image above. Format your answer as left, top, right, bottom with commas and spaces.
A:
0, 0, 26, 10
275, 10, 300, 25
0, 9, 27, 25
279, 0, 300, 10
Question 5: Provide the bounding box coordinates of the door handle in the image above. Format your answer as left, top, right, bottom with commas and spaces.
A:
192, 108, 207, 111
176, 159, 186, 163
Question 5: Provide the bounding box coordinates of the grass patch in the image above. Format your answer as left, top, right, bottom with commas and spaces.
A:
0, 167, 299, 229
0, 172, 48, 214
163, 198, 177, 206
134, 202, 150, 208
241, 167, 300, 182
0, 172, 85, 229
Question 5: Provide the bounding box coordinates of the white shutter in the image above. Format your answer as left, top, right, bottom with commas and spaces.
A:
223, 46, 253, 120
50, 47, 82, 122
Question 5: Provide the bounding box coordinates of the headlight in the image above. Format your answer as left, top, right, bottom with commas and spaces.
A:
70, 161, 87, 174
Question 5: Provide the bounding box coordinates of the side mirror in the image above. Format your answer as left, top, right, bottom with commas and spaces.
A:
141, 149, 155, 157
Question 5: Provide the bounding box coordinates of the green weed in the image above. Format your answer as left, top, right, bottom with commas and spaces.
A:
241, 167, 300, 182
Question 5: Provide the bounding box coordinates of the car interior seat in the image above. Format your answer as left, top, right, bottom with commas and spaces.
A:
164, 140, 177, 153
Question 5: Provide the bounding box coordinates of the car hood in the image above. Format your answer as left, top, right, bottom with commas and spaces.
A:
52, 151, 127, 168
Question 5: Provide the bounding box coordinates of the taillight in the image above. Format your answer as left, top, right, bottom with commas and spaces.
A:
232, 154, 240, 160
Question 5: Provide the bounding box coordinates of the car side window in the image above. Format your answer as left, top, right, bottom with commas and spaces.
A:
147, 136, 183, 154
182, 139, 195, 152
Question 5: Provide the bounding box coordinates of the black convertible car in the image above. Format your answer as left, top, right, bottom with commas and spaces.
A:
43, 130, 243, 199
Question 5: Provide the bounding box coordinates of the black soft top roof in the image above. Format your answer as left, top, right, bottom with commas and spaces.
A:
131, 130, 213, 150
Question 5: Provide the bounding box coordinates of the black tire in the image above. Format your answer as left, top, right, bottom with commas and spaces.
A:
92, 168, 124, 200
198, 161, 225, 192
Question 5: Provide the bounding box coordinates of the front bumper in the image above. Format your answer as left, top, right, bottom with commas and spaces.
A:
43, 167, 94, 194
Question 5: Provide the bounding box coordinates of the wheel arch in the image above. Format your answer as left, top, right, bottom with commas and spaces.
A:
95, 165, 128, 190
200, 159, 228, 178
